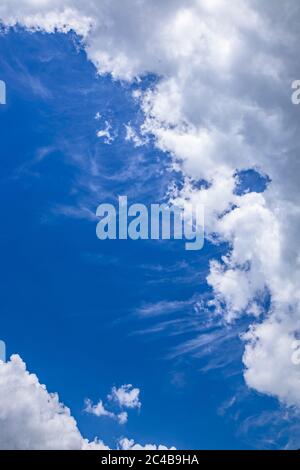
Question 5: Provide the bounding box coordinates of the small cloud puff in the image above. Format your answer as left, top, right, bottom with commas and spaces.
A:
109, 384, 141, 410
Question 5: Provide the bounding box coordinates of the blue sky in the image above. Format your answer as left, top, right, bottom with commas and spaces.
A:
0, 28, 287, 450
1, 2, 300, 450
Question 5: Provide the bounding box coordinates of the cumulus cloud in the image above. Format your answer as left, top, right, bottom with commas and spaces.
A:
84, 399, 128, 425
96, 121, 115, 144
1, 0, 300, 411
119, 438, 176, 451
0, 355, 172, 449
84, 383, 141, 425
84, 399, 115, 419
109, 385, 141, 410
117, 412, 129, 425
0, 355, 108, 450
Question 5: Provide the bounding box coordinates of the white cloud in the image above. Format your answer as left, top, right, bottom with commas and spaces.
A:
84, 399, 128, 425
119, 438, 176, 451
125, 123, 147, 148
0, 355, 174, 449
84, 383, 141, 424
96, 121, 115, 144
243, 318, 300, 408
84, 399, 114, 419
109, 385, 141, 410
1, 0, 300, 410
0, 355, 108, 450
117, 412, 128, 425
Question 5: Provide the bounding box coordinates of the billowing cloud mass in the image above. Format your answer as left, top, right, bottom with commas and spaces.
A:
0, 355, 108, 450
1, 0, 300, 414
0, 356, 171, 450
